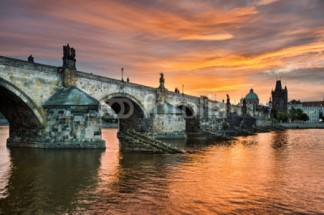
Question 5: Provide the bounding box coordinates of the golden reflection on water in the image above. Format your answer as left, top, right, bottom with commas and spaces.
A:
0, 128, 324, 214
96, 129, 121, 192
165, 131, 324, 214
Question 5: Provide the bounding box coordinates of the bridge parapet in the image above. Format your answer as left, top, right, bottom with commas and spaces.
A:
1, 45, 256, 149
0, 56, 61, 107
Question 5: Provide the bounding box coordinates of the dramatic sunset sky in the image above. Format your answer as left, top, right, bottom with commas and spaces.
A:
1, 0, 323, 103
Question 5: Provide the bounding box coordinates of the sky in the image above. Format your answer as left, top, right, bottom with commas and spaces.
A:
0, 0, 324, 103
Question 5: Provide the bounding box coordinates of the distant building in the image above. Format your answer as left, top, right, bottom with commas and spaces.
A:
246, 88, 259, 105
271, 80, 288, 113
238, 89, 270, 119
288, 99, 324, 122
244, 88, 259, 115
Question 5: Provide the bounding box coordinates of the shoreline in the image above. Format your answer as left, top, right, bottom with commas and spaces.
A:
279, 123, 324, 129
218, 124, 324, 141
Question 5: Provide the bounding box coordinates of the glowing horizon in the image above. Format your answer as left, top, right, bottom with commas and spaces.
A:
1, 0, 323, 103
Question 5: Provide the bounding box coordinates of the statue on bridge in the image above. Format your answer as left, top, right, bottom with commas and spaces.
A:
61, 44, 77, 87
156, 73, 167, 102
159, 73, 165, 87
27, 55, 34, 63
226, 94, 231, 116
242, 98, 247, 115
158, 73, 166, 92
226, 94, 230, 103
62, 44, 76, 70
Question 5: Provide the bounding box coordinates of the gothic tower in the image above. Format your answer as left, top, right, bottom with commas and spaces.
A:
271, 80, 288, 113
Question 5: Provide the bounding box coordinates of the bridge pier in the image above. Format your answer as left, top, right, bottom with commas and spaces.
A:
42, 87, 105, 148
151, 102, 187, 139
7, 86, 105, 148
150, 73, 187, 139
6, 125, 44, 147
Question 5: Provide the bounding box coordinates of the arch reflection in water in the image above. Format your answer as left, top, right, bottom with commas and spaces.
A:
271, 130, 288, 148
0, 148, 104, 214
1, 128, 324, 214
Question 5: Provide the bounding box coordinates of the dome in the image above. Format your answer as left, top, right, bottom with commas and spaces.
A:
245, 88, 259, 100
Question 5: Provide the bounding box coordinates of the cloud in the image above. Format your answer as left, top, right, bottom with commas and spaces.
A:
0, 0, 323, 102
258, 0, 280, 6
179, 33, 234, 41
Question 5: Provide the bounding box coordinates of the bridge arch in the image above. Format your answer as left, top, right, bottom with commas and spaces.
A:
101, 93, 149, 132
0, 78, 45, 141
176, 103, 199, 132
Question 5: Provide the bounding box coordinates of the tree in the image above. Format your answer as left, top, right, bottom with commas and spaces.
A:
271, 108, 289, 122
300, 113, 309, 122
289, 107, 309, 122
277, 112, 289, 122
271, 108, 278, 119
319, 111, 324, 123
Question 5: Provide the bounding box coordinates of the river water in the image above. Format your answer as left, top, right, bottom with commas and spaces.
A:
0, 127, 323, 214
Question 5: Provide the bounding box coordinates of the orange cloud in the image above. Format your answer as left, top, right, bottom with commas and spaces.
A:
1, 0, 324, 102
179, 33, 234, 41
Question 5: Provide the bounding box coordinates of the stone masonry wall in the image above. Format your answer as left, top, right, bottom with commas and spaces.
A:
76, 73, 156, 114
152, 114, 186, 138
0, 56, 239, 128
0, 57, 61, 107
0, 56, 247, 144
43, 106, 104, 148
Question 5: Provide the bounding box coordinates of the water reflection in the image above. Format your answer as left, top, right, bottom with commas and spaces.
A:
271, 131, 288, 149
0, 128, 323, 214
86, 130, 187, 214
0, 147, 104, 214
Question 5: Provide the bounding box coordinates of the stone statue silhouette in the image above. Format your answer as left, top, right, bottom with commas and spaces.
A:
71, 48, 76, 59
159, 73, 165, 89
62, 44, 76, 69
160, 73, 164, 80
28, 55, 34, 63
63, 44, 69, 58
63, 44, 76, 60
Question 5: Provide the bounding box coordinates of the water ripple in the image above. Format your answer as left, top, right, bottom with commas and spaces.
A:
0, 128, 324, 214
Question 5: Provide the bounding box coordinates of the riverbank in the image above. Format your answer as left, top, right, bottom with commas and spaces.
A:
222, 123, 324, 140
101, 122, 118, 128
280, 122, 324, 129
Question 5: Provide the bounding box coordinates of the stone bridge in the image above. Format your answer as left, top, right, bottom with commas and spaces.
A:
0, 45, 228, 148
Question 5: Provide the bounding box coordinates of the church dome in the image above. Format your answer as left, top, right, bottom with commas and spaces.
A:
245, 89, 259, 100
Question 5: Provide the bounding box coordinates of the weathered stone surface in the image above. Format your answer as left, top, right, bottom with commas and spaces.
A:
0, 56, 61, 108
43, 86, 99, 107
151, 102, 186, 138
41, 87, 105, 148
119, 130, 185, 153
0, 53, 256, 149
